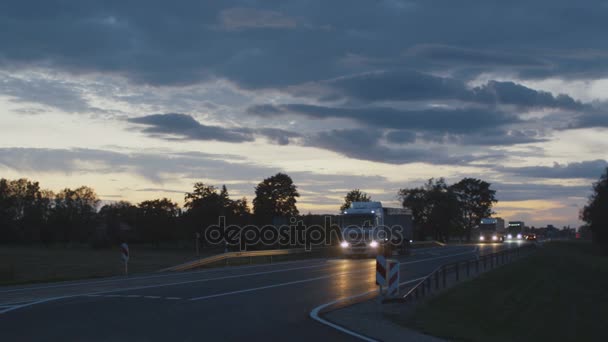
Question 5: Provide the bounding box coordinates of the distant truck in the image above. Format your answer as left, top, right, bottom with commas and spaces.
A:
339, 201, 413, 257
478, 218, 504, 243
506, 221, 525, 241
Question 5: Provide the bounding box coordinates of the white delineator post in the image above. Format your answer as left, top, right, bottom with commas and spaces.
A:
121, 243, 129, 276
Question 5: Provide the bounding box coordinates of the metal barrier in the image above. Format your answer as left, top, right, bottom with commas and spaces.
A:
383, 244, 537, 304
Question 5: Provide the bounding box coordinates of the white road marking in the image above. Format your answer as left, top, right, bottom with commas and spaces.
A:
0, 248, 479, 314
309, 277, 426, 342
144, 296, 161, 299
0, 258, 330, 294
189, 274, 337, 301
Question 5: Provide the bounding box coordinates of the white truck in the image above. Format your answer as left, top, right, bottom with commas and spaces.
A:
339, 201, 413, 257
478, 218, 505, 243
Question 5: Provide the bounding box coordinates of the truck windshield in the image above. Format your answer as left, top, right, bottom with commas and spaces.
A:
341, 214, 376, 228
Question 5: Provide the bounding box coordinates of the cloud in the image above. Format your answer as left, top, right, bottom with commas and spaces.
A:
0, 73, 107, 114
2, 0, 608, 89
290, 70, 583, 110
493, 182, 592, 202
500, 160, 608, 179
128, 113, 300, 144
305, 128, 490, 165
249, 103, 521, 134
0, 147, 271, 183
128, 113, 253, 143
405, 44, 546, 68
218, 8, 297, 31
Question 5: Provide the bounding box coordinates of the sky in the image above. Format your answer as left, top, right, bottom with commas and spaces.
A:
1, 0, 607, 228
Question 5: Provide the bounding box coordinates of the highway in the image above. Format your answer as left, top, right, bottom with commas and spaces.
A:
0, 243, 522, 341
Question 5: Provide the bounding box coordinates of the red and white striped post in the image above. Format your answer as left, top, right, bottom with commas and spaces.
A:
376, 255, 387, 294
121, 243, 129, 276
387, 260, 400, 297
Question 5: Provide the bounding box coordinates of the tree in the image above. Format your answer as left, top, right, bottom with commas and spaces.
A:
137, 198, 180, 247
0, 178, 53, 243
340, 189, 371, 211
451, 178, 497, 242
253, 173, 300, 222
50, 186, 99, 243
399, 178, 463, 241
581, 167, 608, 254
99, 201, 138, 243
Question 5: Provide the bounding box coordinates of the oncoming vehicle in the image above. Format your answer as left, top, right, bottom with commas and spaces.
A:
339, 202, 413, 257
506, 221, 525, 241
525, 233, 537, 241
478, 218, 504, 243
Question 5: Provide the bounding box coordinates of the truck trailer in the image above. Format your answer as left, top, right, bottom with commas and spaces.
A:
339, 201, 413, 257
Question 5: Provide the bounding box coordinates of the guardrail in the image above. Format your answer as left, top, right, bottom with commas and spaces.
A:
384, 244, 537, 304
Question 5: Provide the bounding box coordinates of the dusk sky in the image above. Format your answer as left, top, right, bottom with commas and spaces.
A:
1, 0, 607, 228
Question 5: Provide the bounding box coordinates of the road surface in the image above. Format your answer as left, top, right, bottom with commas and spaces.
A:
0, 243, 522, 341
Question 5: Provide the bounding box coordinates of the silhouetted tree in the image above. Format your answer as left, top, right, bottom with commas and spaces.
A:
137, 198, 180, 247
253, 173, 299, 223
340, 189, 371, 211
99, 201, 138, 243
451, 178, 497, 242
399, 178, 463, 241
49, 186, 99, 244
581, 167, 608, 254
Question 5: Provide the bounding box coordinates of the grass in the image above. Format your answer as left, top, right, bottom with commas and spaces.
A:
0, 244, 342, 286
404, 241, 608, 342
0, 245, 214, 286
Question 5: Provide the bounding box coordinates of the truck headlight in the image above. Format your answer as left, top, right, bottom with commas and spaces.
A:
369, 240, 378, 248
340, 241, 349, 248
479, 236, 485, 241
517, 234, 522, 239
492, 235, 498, 241
507, 234, 512, 239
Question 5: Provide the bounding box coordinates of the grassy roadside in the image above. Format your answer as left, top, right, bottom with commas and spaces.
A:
0, 245, 342, 286
0, 245, 212, 286
403, 241, 608, 342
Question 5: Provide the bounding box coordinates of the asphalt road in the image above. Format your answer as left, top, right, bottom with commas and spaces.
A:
0, 243, 524, 341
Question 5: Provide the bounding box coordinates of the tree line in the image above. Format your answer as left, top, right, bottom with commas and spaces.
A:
0, 173, 301, 247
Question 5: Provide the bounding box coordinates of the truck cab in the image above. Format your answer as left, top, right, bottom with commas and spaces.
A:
478, 218, 504, 243
339, 202, 413, 257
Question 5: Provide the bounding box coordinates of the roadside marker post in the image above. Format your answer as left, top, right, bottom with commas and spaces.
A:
376, 255, 386, 294
121, 243, 129, 276
377, 255, 400, 299
387, 260, 400, 298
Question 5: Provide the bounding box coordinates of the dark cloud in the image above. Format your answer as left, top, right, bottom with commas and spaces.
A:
500, 160, 608, 179
249, 103, 521, 134
2, 0, 608, 88
128, 113, 299, 144
291, 70, 582, 110
564, 106, 608, 129
306, 128, 491, 165
405, 45, 546, 68
218, 8, 298, 31
129, 113, 254, 143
